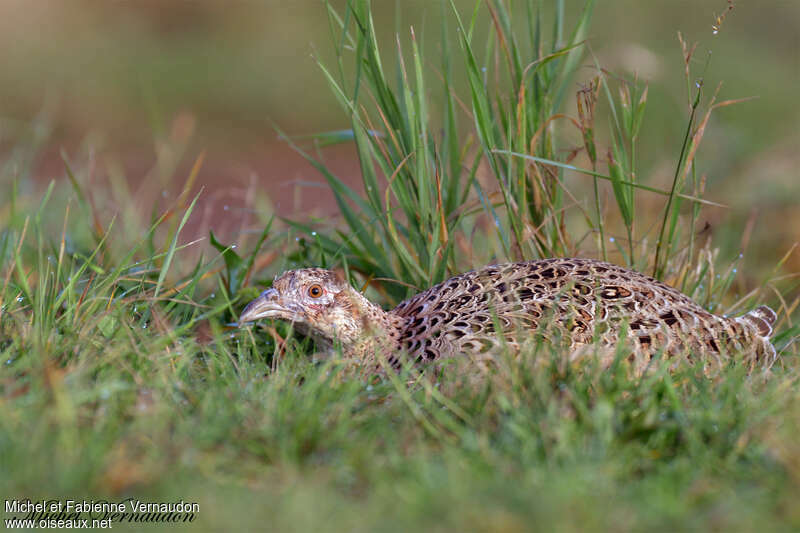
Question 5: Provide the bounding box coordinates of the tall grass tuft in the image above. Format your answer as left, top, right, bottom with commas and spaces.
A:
282, 0, 736, 308
285, 0, 607, 301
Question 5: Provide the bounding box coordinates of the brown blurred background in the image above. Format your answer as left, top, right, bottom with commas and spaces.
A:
0, 0, 798, 272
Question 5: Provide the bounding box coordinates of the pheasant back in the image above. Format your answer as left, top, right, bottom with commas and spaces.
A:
390, 258, 777, 368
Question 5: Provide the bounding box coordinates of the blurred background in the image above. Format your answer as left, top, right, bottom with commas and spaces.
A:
0, 0, 798, 271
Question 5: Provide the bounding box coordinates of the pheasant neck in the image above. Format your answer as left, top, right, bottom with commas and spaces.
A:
330, 288, 404, 360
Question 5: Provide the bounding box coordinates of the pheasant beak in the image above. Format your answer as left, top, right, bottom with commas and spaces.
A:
239, 288, 292, 324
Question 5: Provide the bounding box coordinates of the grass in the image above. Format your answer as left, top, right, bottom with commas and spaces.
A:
2, 0, 800, 531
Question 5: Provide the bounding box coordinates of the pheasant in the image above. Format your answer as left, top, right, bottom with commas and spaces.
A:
238, 258, 778, 371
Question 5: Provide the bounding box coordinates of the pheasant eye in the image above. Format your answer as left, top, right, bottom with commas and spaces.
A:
308, 284, 323, 298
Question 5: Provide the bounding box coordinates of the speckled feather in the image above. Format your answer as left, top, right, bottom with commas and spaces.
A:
239, 258, 778, 371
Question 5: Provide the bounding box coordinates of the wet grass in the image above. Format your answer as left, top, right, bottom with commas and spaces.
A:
2, 1, 800, 531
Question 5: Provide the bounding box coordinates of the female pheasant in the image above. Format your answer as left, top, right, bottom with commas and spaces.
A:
239, 258, 778, 371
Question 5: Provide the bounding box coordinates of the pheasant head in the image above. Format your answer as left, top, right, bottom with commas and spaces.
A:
239, 268, 399, 356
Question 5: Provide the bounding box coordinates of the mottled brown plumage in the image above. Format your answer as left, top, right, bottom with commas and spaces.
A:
239, 258, 778, 371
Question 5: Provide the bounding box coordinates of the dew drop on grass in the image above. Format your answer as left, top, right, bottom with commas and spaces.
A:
311, 231, 317, 236
224, 205, 230, 211
609, 237, 615, 243
16, 296, 23, 302
732, 268, 737, 274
